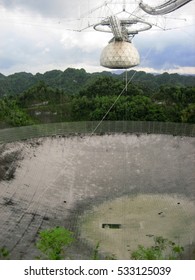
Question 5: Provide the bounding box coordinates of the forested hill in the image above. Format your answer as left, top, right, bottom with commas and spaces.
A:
0, 68, 195, 97
0, 68, 195, 128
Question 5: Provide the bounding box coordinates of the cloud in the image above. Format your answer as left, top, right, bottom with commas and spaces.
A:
0, 0, 89, 17
136, 66, 195, 75
136, 35, 195, 69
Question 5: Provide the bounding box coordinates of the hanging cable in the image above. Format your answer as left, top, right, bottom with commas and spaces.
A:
90, 71, 136, 136
90, 46, 153, 136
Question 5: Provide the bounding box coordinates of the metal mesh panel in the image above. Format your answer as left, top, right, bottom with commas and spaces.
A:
0, 121, 194, 260
0, 121, 194, 143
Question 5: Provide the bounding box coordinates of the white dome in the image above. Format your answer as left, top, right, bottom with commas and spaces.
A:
100, 41, 140, 69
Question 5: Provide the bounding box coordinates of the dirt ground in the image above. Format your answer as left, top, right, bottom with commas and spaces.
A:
0, 133, 194, 259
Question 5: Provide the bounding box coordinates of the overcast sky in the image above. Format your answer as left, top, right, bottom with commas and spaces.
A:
0, 0, 194, 75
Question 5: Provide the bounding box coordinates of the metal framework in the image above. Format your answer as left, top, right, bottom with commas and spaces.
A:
94, 15, 152, 42
83, 0, 193, 69
139, 0, 192, 15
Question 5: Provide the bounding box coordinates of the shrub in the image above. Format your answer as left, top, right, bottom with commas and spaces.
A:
36, 227, 75, 260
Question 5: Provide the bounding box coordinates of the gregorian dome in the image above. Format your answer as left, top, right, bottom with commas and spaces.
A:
93, 14, 151, 70
100, 41, 140, 69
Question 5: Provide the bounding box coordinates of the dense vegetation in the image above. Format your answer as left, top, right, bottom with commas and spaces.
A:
0, 68, 195, 127
35, 229, 186, 260
36, 227, 75, 260
0, 231, 188, 260
131, 236, 184, 260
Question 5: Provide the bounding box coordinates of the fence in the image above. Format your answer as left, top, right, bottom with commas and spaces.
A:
0, 121, 194, 143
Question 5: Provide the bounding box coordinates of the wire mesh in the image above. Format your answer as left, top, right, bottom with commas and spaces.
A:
0, 121, 194, 144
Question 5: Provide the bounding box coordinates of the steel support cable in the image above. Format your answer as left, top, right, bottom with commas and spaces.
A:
90, 46, 153, 136
139, 0, 192, 15
150, 0, 190, 10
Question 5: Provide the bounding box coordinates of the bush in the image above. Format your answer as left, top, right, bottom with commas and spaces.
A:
131, 236, 184, 260
36, 227, 75, 260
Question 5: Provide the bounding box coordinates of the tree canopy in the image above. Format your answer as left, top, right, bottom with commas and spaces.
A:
0, 69, 194, 127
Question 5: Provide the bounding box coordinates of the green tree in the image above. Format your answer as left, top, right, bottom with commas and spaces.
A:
181, 103, 195, 123
79, 76, 124, 98
72, 96, 94, 120
127, 95, 152, 120
0, 98, 34, 126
